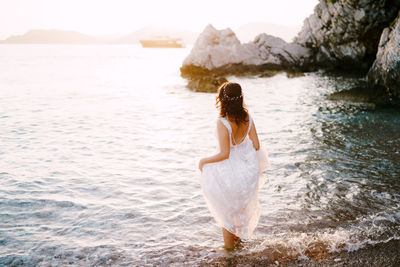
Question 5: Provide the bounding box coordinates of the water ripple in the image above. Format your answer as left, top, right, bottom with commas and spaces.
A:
0, 45, 399, 265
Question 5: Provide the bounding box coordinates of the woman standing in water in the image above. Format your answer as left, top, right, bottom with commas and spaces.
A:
198, 82, 269, 250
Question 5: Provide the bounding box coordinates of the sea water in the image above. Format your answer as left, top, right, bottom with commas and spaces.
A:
0, 45, 399, 265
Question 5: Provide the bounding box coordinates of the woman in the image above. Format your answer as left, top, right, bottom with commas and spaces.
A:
198, 82, 269, 250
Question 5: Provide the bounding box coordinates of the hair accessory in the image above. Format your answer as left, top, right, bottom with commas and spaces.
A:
223, 87, 242, 101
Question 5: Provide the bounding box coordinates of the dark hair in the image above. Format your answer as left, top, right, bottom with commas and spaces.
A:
216, 82, 248, 125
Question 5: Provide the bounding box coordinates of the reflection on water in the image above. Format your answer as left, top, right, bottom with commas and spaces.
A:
0, 45, 399, 265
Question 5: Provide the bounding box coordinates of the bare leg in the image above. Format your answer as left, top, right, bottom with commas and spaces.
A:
222, 228, 236, 249
232, 216, 241, 244
232, 233, 241, 248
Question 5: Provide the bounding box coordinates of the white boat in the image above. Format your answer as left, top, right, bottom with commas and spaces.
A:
139, 36, 184, 48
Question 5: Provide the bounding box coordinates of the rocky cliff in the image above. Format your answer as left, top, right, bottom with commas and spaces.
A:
295, 0, 400, 72
181, 0, 400, 103
367, 14, 400, 105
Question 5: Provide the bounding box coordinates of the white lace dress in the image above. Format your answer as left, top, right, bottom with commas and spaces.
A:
200, 115, 269, 238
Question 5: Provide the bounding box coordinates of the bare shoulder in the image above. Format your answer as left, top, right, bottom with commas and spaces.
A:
217, 118, 229, 133
216, 118, 226, 129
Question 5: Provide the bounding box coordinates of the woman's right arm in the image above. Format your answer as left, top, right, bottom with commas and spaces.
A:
248, 120, 260, 151
198, 120, 230, 171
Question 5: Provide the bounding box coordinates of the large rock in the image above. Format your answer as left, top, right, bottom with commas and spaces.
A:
181, 1, 400, 80
367, 15, 400, 104
295, 0, 400, 71
182, 24, 261, 71
253, 34, 312, 71
180, 24, 262, 78
327, 83, 390, 107
186, 75, 228, 93
180, 25, 312, 81
181, 1, 400, 100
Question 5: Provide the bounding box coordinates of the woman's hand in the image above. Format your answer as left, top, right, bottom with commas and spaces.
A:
198, 158, 206, 172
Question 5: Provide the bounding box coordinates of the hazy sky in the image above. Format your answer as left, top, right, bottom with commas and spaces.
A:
0, 0, 318, 39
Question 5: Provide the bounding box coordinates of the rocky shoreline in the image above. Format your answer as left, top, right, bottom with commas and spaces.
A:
180, 0, 400, 106
201, 239, 400, 266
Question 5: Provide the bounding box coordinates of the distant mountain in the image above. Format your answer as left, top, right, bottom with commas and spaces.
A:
0, 29, 107, 44
114, 26, 198, 44
0, 27, 199, 45
234, 22, 301, 43
0, 24, 299, 45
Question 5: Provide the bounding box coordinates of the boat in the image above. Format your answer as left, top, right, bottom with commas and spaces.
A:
139, 36, 184, 48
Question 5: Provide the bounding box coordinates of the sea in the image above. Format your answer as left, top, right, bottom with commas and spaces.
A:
0, 44, 399, 266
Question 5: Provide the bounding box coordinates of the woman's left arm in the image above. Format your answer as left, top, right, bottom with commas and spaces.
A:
198, 120, 230, 171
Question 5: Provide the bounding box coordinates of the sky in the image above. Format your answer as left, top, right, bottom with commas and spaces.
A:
0, 0, 318, 39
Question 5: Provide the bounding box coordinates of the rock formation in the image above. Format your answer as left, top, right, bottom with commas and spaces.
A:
181, 25, 260, 78
180, 25, 312, 80
180, 25, 311, 92
181, 0, 400, 103
186, 75, 228, 93
253, 34, 312, 71
295, 0, 400, 71
367, 14, 400, 105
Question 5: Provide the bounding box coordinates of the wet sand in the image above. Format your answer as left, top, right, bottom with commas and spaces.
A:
203, 239, 400, 266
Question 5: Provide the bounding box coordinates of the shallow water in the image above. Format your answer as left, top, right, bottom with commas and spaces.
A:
0, 45, 399, 266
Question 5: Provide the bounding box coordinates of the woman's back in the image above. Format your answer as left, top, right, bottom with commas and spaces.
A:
226, 116, 250, 145
223, 115, 260, 151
